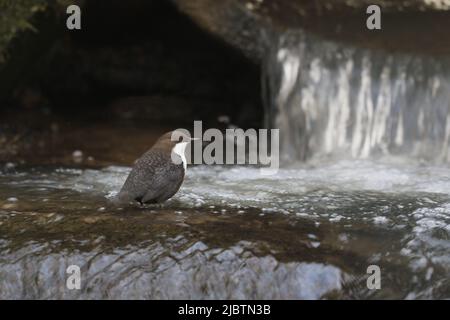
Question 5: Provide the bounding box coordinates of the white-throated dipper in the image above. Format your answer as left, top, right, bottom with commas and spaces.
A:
114, 130, 193, 204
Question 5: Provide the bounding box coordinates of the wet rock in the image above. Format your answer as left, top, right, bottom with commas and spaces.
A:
1, 203, 17, 210
72, 150, 84, 164
82, 217, 100, 224
173, 0, 450, 58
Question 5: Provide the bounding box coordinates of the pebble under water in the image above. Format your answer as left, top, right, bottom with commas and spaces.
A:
0, 159, 449, 299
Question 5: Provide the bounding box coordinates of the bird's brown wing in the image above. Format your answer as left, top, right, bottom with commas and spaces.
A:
141, 159, 184, 203
118, 149, 184, 203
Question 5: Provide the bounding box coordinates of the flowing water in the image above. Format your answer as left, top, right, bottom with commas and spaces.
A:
1, 159, 450, 299
2, 28, 450, 299
264, 30, 450, 162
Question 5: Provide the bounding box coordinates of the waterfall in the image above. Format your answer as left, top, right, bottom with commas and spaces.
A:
264, 30, 450, 163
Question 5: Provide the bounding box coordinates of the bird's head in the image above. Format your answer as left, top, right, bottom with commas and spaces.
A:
153, 130, 198, 168
153, 130, 196, 149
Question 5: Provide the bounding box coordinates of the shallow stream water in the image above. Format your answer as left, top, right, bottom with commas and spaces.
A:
1, 159, 449, 299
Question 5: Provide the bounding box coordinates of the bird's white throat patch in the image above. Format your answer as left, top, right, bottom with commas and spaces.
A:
172, 142, 188, 170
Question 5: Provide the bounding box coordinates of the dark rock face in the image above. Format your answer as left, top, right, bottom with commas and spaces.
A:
0, 0, 266, 163
54, 0, 261, 124
1, 0, 263, 128
172, 0, 272, 61
173, 0, 450, 59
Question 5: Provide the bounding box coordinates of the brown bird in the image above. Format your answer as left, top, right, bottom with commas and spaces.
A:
114, 130, 193, 204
